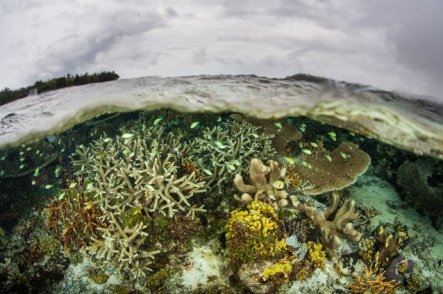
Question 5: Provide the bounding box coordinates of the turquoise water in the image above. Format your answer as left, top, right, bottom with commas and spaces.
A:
0, 109, 442, 293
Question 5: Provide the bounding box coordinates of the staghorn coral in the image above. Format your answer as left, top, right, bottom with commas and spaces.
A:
190, 120, 276, 195
347, 266, 400, 294
72, 124, 207, 278
226, 201, 286, 263
290, 191, 362, 258
231, 114, 302, 153
294, 142, 371, 195
233, 158, 289, 209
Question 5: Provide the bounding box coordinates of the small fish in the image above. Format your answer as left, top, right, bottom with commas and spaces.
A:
1, 156, 5, 160
251, 133, 259, 138
19, 157, 25, 162
301, 161, 312, 169
61, 148, 65, 152
190, 121, 200, 128
133, 206, 143, 215
34, 167, 40, 177
151, 149, 158, 156
203, 168, 213, 176
340, 152, 348, 159
232, 159, 241, 166
103, 137, 112, 143
31, 180, 37, 185
19, 164, 25, 169
26, 147, 32, 151
0, 170, 5, 176
227, 163, 236, 171
214, 141, 226, 149
121, 133, 134, 139
45, 184, 54, 189
86, 183, 94, 191
274, 122, 283, 129
285, 157, 296, 164
35, 150, 40, 155
217, 117, 222, 122
69, 182, 77, 188
55, 166, 61, 178
325, 154, 332, 162
302, 149, 312, 155
309, 142, 318, 147
58, 192, 65, 200
349, 132, 355, 136
153, 117, 163, 125
299, 124, 306, 132
19, 151, 24, 155
47, 135, 57, 143
328, 132, 337, 140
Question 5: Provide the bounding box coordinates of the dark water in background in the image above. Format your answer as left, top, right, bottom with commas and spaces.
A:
0, 109, 442, 293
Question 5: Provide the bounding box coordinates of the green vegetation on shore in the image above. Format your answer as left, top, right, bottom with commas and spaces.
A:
0, 71, 119, 106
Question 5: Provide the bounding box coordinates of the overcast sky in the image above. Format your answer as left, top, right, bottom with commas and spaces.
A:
1, 0, 442, 100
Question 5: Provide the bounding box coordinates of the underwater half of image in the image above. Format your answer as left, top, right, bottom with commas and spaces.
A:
0, 109, 442, 293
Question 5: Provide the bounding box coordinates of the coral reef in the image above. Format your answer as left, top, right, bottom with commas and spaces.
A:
72, 124, 207, 278
294, 142, 371, 195
190, 120, 275, 195
231, 114, 302, 153
233, 158, 289, 209
45, 180, 107, 252
347, 266, 400, 294
292, 241, 327, 281
290, 191, 362, 258
226, 201, 286, 263
262, 258, 292, 284
396, 159, 443, 227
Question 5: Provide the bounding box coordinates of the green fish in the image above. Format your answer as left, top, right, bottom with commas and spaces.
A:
86, 183, 94, 191
214, 141, 226, 149
58, 192, 65, 200
19, 164, 25, 169
328, 132, 337, 141
274, 122, 283, 129
34, 167, 40, 177
153, 117, 163, 125
31, 180, 37, 185
285, 157, 296, 164
252, 133, 259, 138
299, 124, 306, 132
19, 151, 24, 155
103, 137, 112, 142
325, 154, 332, 162
302, 149, 312, 155
340, 152, 348, 159
301, 161, 312, 169
232, 159, 241, 166
69, 182, 77, 188
203, 168, 213, 176
19, 157, 25, 162
227, 163, 236, 171
121, 133, 134, 139
310, 142, 318, 147
45, 184, 53, 189
190, 121, 200, 128
217, 117, 222, 122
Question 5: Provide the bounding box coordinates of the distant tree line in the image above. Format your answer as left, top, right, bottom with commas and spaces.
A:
0, 71, 119, 106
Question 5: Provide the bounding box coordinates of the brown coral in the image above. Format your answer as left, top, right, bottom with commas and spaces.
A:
233, 158, 289, 209
290, 191, 362, 258
347, 266, 400, 294
294, 142, 371, 195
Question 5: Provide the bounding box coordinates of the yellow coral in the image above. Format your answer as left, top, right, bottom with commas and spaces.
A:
226, 201, 286, 263
263, 258, 292, 282
306, 241, 326, 270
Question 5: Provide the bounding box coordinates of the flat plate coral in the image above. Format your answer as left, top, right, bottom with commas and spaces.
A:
0, 74, 442, 158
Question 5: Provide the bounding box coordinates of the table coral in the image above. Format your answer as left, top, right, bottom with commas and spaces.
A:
290, 191, 362, 258
294, 142, 371, 195
226, 201, 286, 263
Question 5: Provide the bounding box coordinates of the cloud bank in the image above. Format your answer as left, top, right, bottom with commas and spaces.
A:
1, 0, 442, 100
